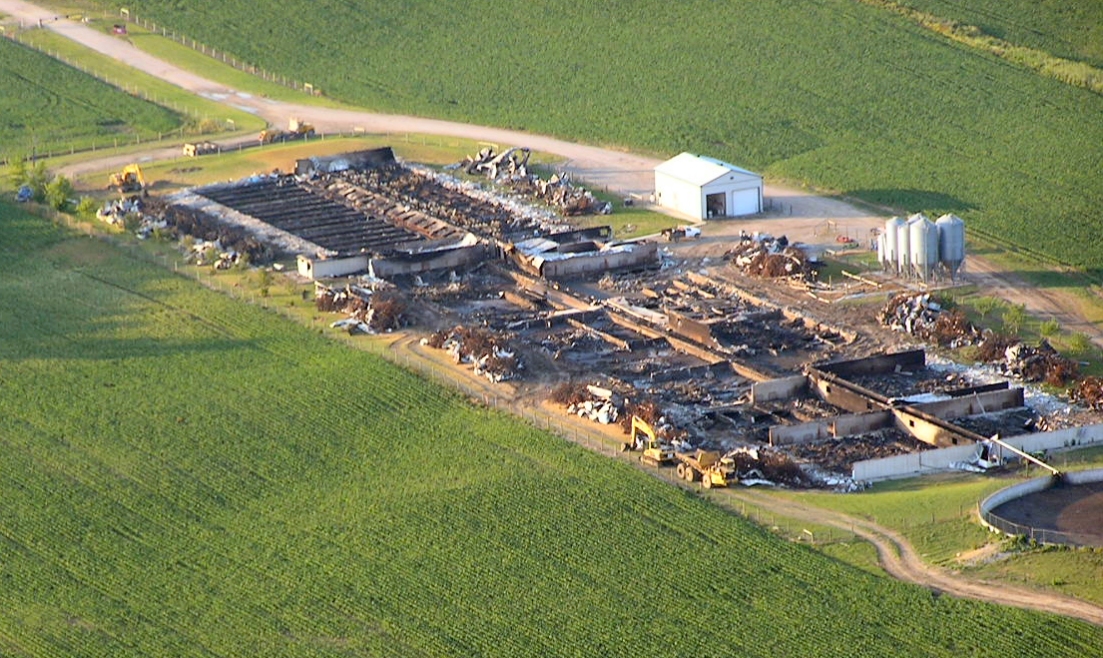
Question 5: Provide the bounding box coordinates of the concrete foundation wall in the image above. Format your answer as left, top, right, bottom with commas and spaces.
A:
770, 421, 832, 446
979, 476, 1056, 515
297, 254, 369, 279
810, 376, 883, 414
369, 244, 488, 278
854, 423, 1103, 482
751, 375, 807, 404
1065, 467, 1103, 486
769, 410, 893, 446
818, 349, 925, 377
998, 424, 1103, 453
891, 408, 972, 447
912, 388, 1024, 420
538, 242, 659, 278
834, 410, 894, 436
853, 444, 977, 481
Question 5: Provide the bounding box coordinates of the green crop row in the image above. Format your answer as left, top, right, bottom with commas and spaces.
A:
101, 0, 1103, 270
0, 37, 181, 163
2, 204, 1103, 656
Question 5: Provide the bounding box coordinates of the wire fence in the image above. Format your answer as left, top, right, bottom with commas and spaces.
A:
980, 509, 1088, 547
0, 29, 223, 166
119, 12, 320, 96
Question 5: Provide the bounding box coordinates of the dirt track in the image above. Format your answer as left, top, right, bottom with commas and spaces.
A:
728, 489, 1103, 627
6, 0, 1103, 624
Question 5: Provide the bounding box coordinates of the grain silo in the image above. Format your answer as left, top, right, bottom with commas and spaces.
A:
896, 217, 912, 275
936, 214, 966, 280
908, 214, 939, 281
883, 217, 905, 272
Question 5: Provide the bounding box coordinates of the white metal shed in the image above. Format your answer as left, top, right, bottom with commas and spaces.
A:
654, 153, 763, 220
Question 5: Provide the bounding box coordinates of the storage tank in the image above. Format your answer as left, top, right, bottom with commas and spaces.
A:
896, 217, 912, 275
883, 217, 904, 272
936, 213, 965, 279
908, 214, 939, 281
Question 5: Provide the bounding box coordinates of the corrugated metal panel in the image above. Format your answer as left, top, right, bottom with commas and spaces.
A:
654, 152, 761, 187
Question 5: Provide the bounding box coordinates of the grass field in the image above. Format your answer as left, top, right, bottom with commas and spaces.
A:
12, 28, 265, 134
0, 36, 181, 162
3, 204, 1103, 655
100, 0, 1103, 271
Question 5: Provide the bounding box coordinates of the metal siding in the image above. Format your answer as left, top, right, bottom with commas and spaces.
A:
730, 188, 760, 216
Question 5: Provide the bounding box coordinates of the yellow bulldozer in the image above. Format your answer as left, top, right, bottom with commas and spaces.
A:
621, 416, 675, 467
107, 164, 147, 194
259, 117, 315, 144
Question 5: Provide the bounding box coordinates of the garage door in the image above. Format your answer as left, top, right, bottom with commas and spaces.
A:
731, 188, 760, 216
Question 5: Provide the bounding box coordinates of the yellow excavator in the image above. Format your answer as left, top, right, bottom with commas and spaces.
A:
107, 164, 147, 194
621, 415, 675, 467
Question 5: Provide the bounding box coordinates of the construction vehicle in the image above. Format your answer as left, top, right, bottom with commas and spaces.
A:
674, 450, 734, 489
259, 117, 315, 144
661, 226, 701, 242
183, 141, 218, 157
621, 415, 674, 467
107, 164, 147, 194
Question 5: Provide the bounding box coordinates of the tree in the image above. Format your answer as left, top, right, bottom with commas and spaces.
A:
26, 161, 51, 203
1067, 332, 1093, 357
973, 296, 1003, 321
76, 197, 98, 217
1002, 303, 1026, 335
1039, 318, 1060, 338
7, 157, 28, 188
44, 176, 74, 211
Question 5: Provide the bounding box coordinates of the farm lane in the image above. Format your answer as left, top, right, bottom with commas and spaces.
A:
730, 489, 1103, 627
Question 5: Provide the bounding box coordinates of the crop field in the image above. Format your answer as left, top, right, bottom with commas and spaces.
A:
0, 37, 181, 162
103, 0, 1103, 269
3, 207, 1103, 655
898, 0, 1103, 68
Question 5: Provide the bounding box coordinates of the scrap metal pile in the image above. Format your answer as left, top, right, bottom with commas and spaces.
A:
456, 147, 612, 216
977, 335, 1079, 386
315, 281, 406, 334
333, 164, 547, 240
1071, 376, 1103, 411
879, 293, 981, 347
724, 234, 817, 283
130, 197, 273, 263
788, 429, 934, 475
424, 326, 522, 382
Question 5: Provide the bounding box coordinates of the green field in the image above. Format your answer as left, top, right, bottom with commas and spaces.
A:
899, 0, 1103, 68
0, 37, 181, 162
3, 205, 1103, 655
101, 0, 1103, 270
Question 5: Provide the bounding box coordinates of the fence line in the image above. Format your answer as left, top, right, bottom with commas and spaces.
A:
979, 510, 1086, 547
122, 13, 320, 96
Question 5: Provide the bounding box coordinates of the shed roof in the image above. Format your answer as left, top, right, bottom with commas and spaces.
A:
654, 152, 761, 187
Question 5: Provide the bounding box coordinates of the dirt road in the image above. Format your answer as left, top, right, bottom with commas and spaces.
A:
728, 488, 1103, 627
